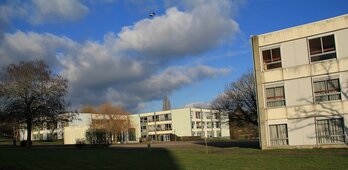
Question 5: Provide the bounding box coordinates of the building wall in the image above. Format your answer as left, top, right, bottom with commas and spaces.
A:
137, 108, 229, 141
64, 113, 91, 144
172, 108, 192, 136
252, 14, 348, 149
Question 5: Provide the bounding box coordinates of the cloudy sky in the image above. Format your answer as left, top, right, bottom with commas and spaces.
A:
0, 0, 347, 113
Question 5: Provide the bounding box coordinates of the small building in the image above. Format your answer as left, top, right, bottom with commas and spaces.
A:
251, 14, 348, 149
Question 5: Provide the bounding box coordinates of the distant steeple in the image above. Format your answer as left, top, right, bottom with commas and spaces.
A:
162, 96, 171, 111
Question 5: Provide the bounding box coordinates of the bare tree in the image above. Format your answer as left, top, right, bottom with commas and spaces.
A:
212, 70, 258, 128
0, 60, 69, 147
81, 102, 133, 144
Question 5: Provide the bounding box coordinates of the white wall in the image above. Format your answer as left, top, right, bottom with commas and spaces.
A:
281, 38, 309, 68
130, 114, 140, 142
284, 77, 313, 107
336, 29, 348, 59
63, 113, 91, 144
172, 108, 192, 136
288, 118, 316, 146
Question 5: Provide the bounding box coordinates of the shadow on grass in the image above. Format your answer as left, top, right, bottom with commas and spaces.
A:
193, 140, 260, 149
0, 145, 180, 170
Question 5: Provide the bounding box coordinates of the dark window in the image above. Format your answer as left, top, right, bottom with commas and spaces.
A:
262, 48, 282, 70
309, 35, 336, 62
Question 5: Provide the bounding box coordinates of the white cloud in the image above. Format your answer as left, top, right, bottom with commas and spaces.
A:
30, 0, 89, 24
116, 3, 239, 60
185, 101, 211, 109
0, 0, 88, 26
0, 1, 240, 112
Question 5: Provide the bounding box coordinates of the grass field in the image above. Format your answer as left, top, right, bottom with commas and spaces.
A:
0, 141, 347, 170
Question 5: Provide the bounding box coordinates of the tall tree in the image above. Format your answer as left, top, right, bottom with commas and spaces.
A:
212, 70, 258, 128
0, 60, 69, 147
81, 102, 133, 144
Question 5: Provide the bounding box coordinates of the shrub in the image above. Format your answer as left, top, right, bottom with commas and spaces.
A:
75, 139, 87, 148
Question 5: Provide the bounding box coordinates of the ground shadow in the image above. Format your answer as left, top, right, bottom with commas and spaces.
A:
193, 140, 260, 149
0, 145, 180, 170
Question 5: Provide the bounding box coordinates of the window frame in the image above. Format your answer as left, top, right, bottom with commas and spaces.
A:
308, 34, 337, 63
269, 124, 289, 146
265, 86, 286, 108
261, 47, 282, 70
312, 78, 341, 103
316, 117, 345, 144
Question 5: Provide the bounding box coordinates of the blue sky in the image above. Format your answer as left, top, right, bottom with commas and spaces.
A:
1, 0, 347, 113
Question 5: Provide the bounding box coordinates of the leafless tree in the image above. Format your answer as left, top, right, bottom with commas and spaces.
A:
212, 70, 258, 128
0, 60, 69, 147
81, 102, 133, 144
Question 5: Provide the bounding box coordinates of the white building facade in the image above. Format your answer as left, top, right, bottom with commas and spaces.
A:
252, 14, 348, 149
135, 108, 229, 142
63, 108, 230, 144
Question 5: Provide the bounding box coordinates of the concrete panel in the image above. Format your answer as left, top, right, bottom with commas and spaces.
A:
311, 60, 339, 76
339, 58, 348, 72
130, 114, 141, 142
314, 102, 344, 116
64, 126, 89, 144
172, 108, 192, 136
267, 108, 287, 120
258, 14, 348, 47
288, 118, 317, 146
283, 64, 311, 80
287, 105, 316, 118
282, 38, 309, 68
264, 69, 283, 83
285, 77, 313, 107
336, 29, 348, 59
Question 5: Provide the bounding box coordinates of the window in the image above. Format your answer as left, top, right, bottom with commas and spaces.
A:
266, 86, 285, 107
269, 124, 288, 146
165, 124, 172, 130
141, 126, 146, 133
164, 114, 171, 121
216, 122, 221, 128
147, 116, 153, 122
316, 118, 345, 144
196, 122, 202, 128
313, 79, 341, 102
207, 131, 214, 138
195, 111, 201, 119
191, 122, 195, 129
207, 122, 212, 128
309, 35, 336, 62
128, 128, 136, 141
262, 47, 282, 70
140, 117, 147, 123
206, 112, 212, 119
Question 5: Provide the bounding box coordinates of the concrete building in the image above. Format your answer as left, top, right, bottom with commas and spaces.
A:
63, 108, 230, 144
64, 113, 138, 144
135, 108, 229, 142
252, 14, 348, 149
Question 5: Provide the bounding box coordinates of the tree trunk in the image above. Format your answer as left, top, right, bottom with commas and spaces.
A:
26, 118, 32, 148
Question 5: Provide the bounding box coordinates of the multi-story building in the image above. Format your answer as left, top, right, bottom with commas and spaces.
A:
63, 108, 230, 144
134, 108, 229, 142
252, 14, 348, 149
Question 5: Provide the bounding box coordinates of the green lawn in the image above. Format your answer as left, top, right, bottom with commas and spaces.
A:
0, 143, 347, 170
